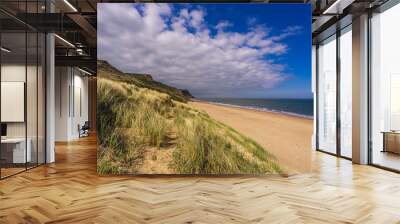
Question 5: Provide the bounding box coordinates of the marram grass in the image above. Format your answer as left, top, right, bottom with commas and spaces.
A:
97, 66, 283, 175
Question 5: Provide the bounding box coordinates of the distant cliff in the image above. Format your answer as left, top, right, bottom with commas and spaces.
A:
97, 60, 193, 102
180, 89, 194, 98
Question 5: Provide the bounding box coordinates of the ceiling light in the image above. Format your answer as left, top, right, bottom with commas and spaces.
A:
63, 0, 78, 12
323, 0, 341, 14
78, 67, 93, 76
76, 48, 85, 55
1, 47, 11, 53
54, 34, 75, 48
322, 0, 354, 15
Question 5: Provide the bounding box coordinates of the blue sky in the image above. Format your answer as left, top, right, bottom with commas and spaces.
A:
98, 3, 312, 99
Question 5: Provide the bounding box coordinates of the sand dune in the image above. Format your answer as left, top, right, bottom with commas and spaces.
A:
191, 101, 313, 173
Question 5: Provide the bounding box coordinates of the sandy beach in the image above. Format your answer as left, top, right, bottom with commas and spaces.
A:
191, 101, 313, 173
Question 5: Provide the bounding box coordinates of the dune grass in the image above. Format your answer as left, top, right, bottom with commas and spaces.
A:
171, 109, 282, 174
173, 117, 272, 174
97, 73, 283, 175
97, 79, 171, 174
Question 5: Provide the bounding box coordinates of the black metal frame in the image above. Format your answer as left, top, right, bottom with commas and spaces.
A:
0, 0, 47, 180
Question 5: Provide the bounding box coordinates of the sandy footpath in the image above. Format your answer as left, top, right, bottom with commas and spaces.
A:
191, 101, 313, 173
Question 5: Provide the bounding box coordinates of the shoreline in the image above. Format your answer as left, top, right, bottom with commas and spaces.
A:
190, 101, 313, 173
191, 99, 314, 121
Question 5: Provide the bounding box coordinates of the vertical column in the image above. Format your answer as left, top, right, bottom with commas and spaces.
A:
352, 14, 369, 164
46, 0, 55, 163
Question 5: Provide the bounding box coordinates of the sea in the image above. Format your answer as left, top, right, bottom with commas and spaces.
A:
200, 98, 314, 119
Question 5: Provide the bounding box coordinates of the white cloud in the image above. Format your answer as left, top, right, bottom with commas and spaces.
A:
215, 21, 233, 32
98, 3, 301, 97
189, 9, 204, 30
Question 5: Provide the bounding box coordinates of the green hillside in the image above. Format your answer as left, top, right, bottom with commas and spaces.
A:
97, 60, 283, 175
97, 60, 191, 103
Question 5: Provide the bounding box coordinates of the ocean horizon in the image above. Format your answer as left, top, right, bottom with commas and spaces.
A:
199, 98, 314, 119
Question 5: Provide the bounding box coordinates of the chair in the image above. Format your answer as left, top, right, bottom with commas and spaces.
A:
79, 121, 90, 138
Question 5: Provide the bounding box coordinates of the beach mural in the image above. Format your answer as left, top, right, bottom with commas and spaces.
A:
97, 3, 312, 174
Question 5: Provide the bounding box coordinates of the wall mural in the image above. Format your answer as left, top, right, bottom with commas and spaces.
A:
97, 3, 311, 174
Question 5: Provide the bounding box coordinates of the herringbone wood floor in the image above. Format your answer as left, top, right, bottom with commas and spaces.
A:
1, 135, 400, 223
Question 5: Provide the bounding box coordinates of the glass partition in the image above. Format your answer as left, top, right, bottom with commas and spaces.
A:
317, 35, 337, 154
1, 31, 28, 177
0, 2, 46, 179
370, 3, 400, 171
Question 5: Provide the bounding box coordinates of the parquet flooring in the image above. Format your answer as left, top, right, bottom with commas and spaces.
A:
1, 135, 400, 223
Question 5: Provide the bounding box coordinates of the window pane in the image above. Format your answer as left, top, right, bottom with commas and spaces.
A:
340, 27, 352, 158
371, 3, 400, 171
318, 35, 337, 154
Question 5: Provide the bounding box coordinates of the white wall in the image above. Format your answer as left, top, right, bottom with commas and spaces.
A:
71, 73, 89, 138
1, 64, 25, 81
55, 67, 89, 141
1, 64, 26, 140
1, 64, 38, 137
1, 63, 46, 164
55, 66, 70, 141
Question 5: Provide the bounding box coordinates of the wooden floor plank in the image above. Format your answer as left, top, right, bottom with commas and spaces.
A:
0, 135, 400, 223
